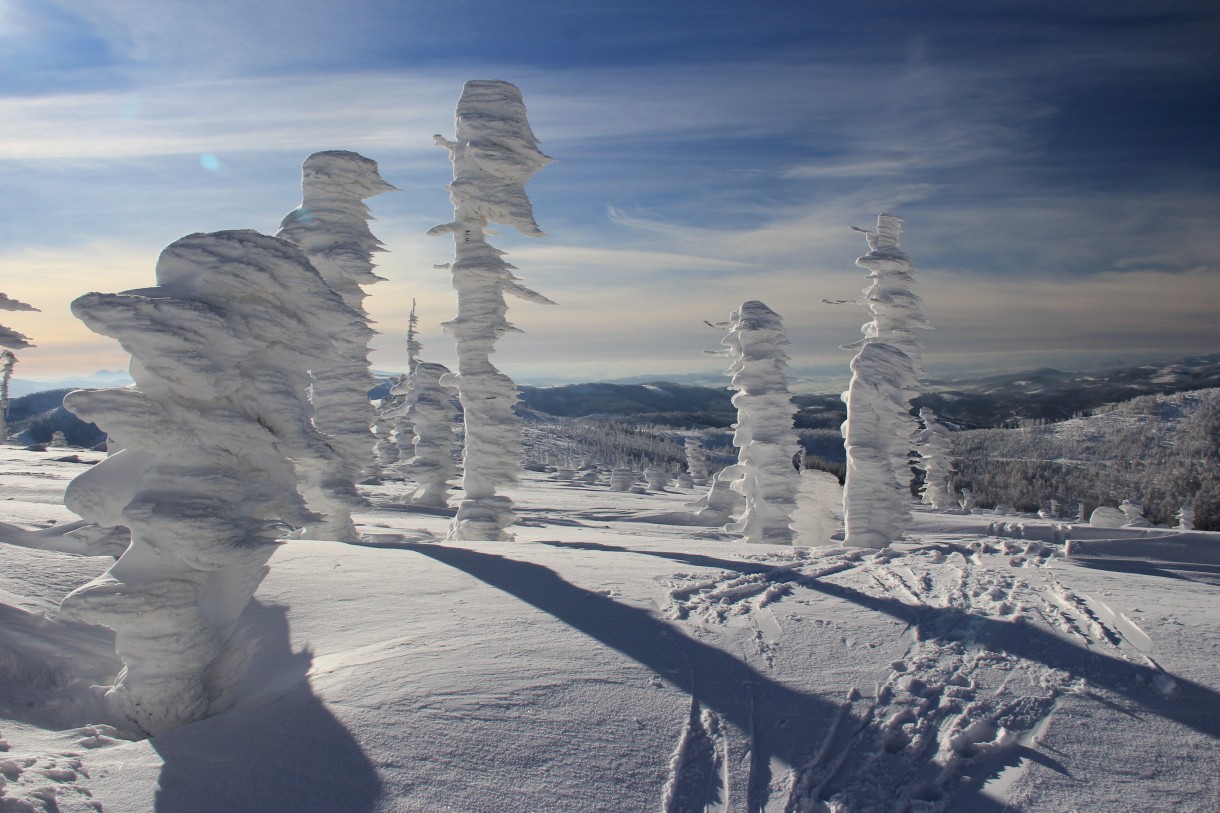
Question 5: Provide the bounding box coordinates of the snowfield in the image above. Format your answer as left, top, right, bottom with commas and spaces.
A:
1, 446, 1218, 812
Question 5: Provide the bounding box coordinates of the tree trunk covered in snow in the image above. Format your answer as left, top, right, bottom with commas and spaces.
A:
429, 80, 554, 541
841, 214, 929, 548
58, 230, 358, 736
278, 150, 395, 533
720, 301, 800, 545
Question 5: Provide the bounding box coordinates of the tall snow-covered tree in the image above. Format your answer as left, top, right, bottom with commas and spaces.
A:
684, 435, 711, 483
58, 230, 358, 735
1, 293, 38, 442
402, 361, 459, 507
429, 80, 554, 541
278, 150, 395, 520
913, 407, 955, 510
840, 214, 929, 548
719, 300, 800, 545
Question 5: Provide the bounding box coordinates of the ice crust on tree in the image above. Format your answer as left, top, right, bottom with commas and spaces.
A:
429, 80, 554, 541
1, 292, 38, 442
278, 150, 395, 528
684, 436, 711, 483
718, 301, 800, 545
402, 361, 458, 507
913, 407, 955, 510
841, 214, 929, 549
792, 469, 843, 546
57, 230, 358, 736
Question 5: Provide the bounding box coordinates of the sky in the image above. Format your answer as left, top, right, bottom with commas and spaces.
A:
1, 0, 1219, 389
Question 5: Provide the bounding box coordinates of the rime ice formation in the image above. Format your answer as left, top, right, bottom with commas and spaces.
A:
717, 301, 800, 545
57, 230, 357, 735
1089, 506, 1126, 528
689, 464, 747, 525
684, 436, 711, 483
278, 150, 395, 507
792, 469, 843, 546
644, 465, 671, 491
1120, 499, 1150, 527
1177, 505, 1195, 530
429, 80, 554, 541
840, 214, 929, 549
403, 361, 459, 507
913, 408, 955, 510
1, 293, 38, 442
373, 376, 407, 468
609, 468, 636, 492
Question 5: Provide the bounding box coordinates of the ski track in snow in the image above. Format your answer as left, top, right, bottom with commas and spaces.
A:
655, 535, 1177, 812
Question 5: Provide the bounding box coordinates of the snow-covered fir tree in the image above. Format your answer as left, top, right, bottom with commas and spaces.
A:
402, 360, 458, 507
840, 214, 930, 548
429, 80, 554, 541
684, 435, 711, 483
718, 301, 800, 545
913, 407, 955, 510
1, 292, 38, 442
58, 230, 357, 735
278, 150, 395, 520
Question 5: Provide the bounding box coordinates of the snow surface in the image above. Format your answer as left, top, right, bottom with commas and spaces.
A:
3, 445, 1218, 812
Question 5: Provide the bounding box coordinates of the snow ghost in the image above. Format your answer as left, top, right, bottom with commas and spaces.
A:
429, 80, 554, 541
913, 408, 955, 510
718, 301, 800, 544
58, 230, 357, 735
1, 292, 38, 442
840, 214, 929, 548
402, 361, 459, 507
278, 150, 395, 530
792, 469, 843, 546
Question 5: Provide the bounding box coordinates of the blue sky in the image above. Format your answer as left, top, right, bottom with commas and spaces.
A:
2, 0, 1218, 387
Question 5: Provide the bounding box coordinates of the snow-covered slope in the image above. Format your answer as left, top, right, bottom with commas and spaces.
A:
1, 446, 1218, 812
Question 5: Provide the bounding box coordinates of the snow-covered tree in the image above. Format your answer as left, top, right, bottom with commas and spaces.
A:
644, 464, 671, 491
840, 214, 930, 548
913, 407, 955, 510
1120, 499, 1150, 527
278, 150, 395, 510
718, 301, 800, 545
1, 292, 38, 442
684, 435, 711, 483
58, 230, 359, 735
429, 80, 554, 541
402, 361, 458, 507
1176, 504, 1195, 530
792, 469, 843, 546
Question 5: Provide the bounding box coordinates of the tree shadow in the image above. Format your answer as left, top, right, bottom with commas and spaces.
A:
150, 601, 382, 813
540, 541, 1220, 741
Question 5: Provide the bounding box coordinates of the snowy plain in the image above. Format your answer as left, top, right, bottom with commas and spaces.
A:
1, 445, 1218, 813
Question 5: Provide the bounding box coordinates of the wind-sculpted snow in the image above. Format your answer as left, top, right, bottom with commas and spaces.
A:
1, 293, 38, 441
430, 80, 554, 541
278, 150, 395, 504
684, 435, 711, 483
914, 407, 956, 510
718, 301, 800, 544
57, 230, 358, 736
402, 361, 458, 507
841, 215, 928, 548
792, 468, 843, 546
843, 341, 921, 548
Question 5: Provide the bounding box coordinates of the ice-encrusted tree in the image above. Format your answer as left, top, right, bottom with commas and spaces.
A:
792, 468, 843, 546
684, 435, 711, 483
1, 293, 38, 442
402, 360, 459, 507
278, 150, 395, 511
429, 80, 554, 541
913, 407, 955, 510
840, 214, 930, 548
376, 299, 425, 468
58, 230, 358, 735
718, 301, 801, 545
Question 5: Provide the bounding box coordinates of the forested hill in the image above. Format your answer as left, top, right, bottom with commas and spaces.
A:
952, 388, 1220, 529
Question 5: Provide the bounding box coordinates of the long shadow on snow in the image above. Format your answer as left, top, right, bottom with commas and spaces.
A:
152, 601, 383, 813
541, 541, 1220, 741
401, 542, 834, 812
